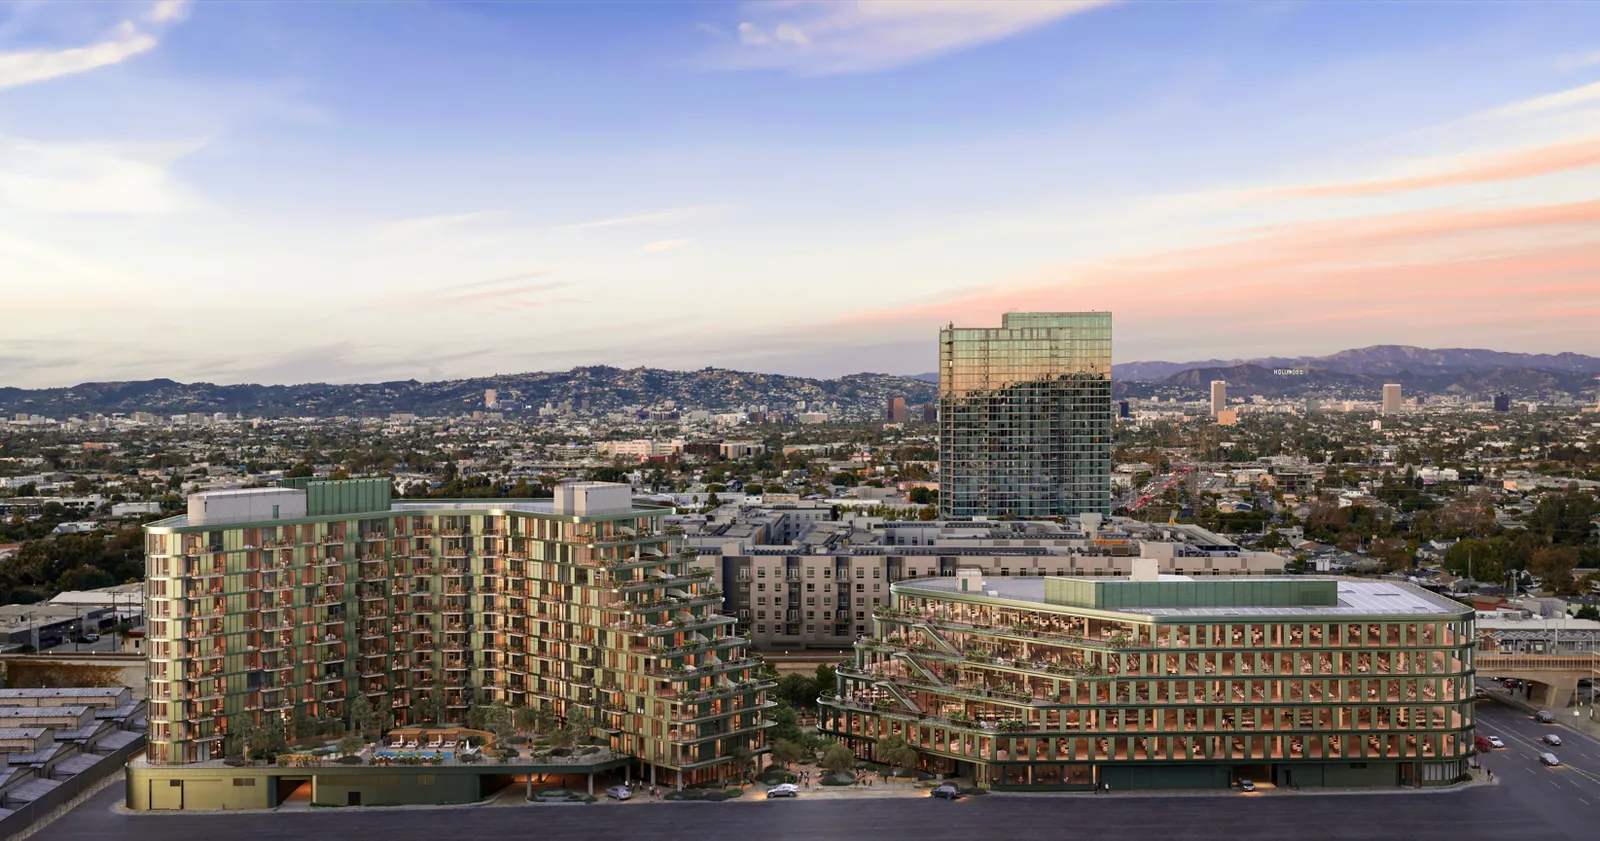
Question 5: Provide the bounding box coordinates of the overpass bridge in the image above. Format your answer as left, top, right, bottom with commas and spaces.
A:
1475, 653, 1598, 707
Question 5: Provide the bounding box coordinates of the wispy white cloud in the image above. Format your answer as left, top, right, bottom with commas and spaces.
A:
0, 21, 157, 90
0, 1, 192, 90
705, 0, 1115, 76
564, 204, 717, 230
371, 211, 501, 241
1481, 79, 1600, 119
0, 135, 203, 214
148, 0, 193, 25
1556, 49, 1600, 71
639, 239, 690, 253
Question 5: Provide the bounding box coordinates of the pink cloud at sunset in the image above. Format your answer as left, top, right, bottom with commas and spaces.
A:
1265, 136, 1600, 198
835, 196, 1600, 353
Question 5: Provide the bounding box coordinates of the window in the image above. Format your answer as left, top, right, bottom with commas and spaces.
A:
758, 569, 767, 578
856, 569, 865, 579
758, 611, 766, 619
872, 568, 880, 578
756, 624, 766, 633
856, 598, 864, 606
806, 583, 815, 593
873, 584, 880, 592
233, 778, 255, 787
856, 584, 865, 592
806, 568, 815, 578
757, 583, 765, 592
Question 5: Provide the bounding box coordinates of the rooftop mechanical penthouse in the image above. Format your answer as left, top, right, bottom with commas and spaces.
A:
821, 563, 1476, 791
140, 479, 771, 785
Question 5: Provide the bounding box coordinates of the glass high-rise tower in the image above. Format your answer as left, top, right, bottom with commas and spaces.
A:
939, 312, 1112, 519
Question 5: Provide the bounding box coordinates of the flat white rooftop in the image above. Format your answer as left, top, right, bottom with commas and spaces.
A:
897, 576, 1465, 618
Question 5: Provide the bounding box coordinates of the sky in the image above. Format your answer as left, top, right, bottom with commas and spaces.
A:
3, 0, 1600, 388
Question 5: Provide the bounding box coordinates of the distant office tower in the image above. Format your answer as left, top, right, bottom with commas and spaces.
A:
1210, 381, 1227, 417
886, 396, 908, 424
1304, 397, 1319, 418
1382, 383, 1402, 415
939, 312, 1112, 519
922, 403, 938, 423
1493, 393, 1510, 413
1215, 408, 1238, 427
1117, 400, 1131, 419
484, 389, 498, 409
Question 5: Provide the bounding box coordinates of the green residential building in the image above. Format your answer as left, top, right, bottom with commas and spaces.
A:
820, 566, 1476, 790
133, 479, 771, 805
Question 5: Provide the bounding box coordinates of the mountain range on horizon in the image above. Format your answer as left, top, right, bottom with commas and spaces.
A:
1, 346, 1597, 420
1109, 345, 1600, 382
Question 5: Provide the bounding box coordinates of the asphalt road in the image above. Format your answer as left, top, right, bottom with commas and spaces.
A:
25, 774, 1587, 841
31, 696, 1600, 841
1475, 697, 1600, 811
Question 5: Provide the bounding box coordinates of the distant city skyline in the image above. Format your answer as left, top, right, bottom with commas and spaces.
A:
3, 1, 1600, 388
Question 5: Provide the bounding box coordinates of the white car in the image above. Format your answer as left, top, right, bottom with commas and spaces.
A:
1487, 736, 1505, 749
605, 785, 632, 800
766, 783, 800, 798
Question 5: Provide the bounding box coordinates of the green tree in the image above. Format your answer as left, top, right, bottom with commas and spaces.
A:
730, 746, 756, 783
1530, 546, 1581, 596
1574, 605, 1600, 621
545, 724, 576, 751
414, 692, 445, 726
775, 673, 820, 710
769, 702, 803, 743
337, 730, 365, 757
820, 741, 856, 774
771, 738, 807, 768
349, 693, 375, 736
485, 700, 516, 746
286, 464, 314, 479
291, 708, 316, 740
876, 734, 918, 776
814, 664, 837, 698
229, 716, 258, 758
262, 719, 288, 756
514, 705, 543, 733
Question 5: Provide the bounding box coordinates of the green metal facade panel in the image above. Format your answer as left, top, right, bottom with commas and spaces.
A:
1044, 577, 1338, 610
300, 478, 392, 517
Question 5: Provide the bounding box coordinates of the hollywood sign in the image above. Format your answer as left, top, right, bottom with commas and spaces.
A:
1273, 369, 1308, 376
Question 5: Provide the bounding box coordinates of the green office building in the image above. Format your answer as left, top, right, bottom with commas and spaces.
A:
821, 567, 1475, 790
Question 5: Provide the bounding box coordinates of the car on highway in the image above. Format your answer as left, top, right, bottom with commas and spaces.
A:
1543, 734, 1563, 747
766, 783, 799, 799
605, 785, 632, 801
1238, 779, 1256, 792
84, 633, 100, 642
930, 785, 963, 800
1535, 710, 1556, 723
1488, 736, 1505, 749
1540, 752, 1562, 767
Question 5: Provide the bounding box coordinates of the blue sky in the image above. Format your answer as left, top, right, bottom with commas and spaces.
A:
3, 0, 1600, 387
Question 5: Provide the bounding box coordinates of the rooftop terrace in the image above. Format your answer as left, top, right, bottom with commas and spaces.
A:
895, 575, 1469, 619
